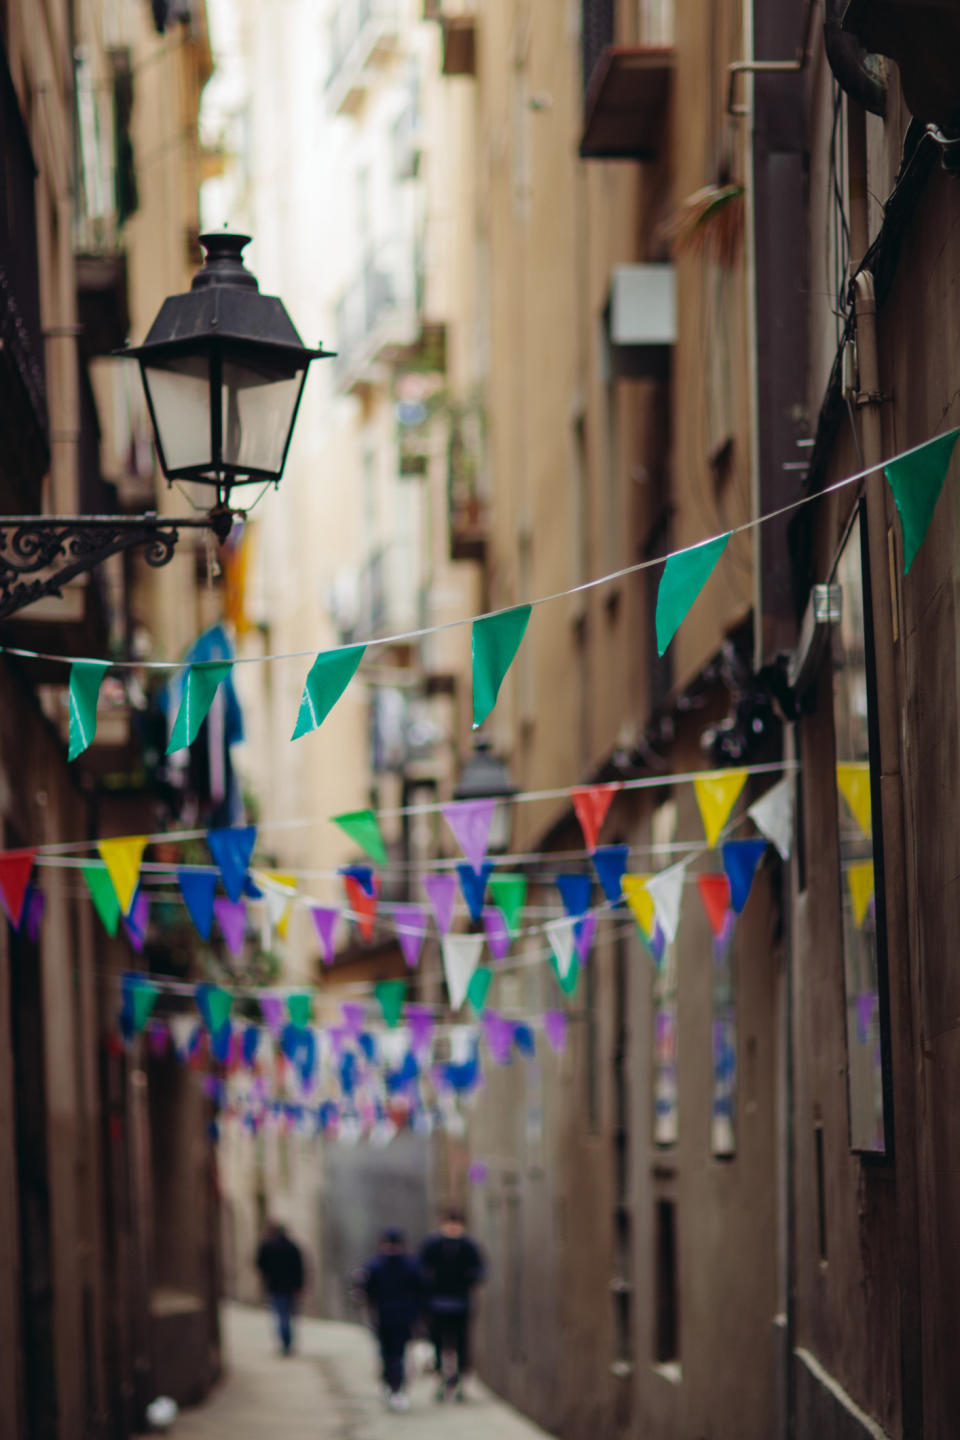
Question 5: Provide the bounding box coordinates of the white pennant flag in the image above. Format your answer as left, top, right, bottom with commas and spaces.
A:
545, 915, 578, 979
646, 860, 688, 944
450, 1024, 479, 1065
169, 1013, 200, 1061
748, 777, 794, 861
378, 1028, 410, 1069
441, 934, 484, 1011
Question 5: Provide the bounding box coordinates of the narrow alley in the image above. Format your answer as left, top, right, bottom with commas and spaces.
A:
162, 1304, 556, 1440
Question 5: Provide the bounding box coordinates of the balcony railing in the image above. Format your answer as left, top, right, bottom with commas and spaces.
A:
579, 0, 674, 160
333, 236, 421, 390
447, 406, 487, 563
326, 0, 400, 115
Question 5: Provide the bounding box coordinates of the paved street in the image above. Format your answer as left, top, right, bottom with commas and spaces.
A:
158, 1302, 556, 1439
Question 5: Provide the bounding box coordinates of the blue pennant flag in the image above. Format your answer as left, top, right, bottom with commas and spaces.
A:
457, 861, 494, 923
206, 826, 257, 902
281, 1024, 317, 1088
721, 839, 768, 914
209, 1021, 232, 1065
554, 873, 593, 916
513, 1023, 535, 1058
592, 844, 629, 905
178, 869, 217, 940
339, 864, 376, 898
339, 1051, 357, 1096
242, 1024, 261, 1068
446, 1055, 480, 1093
357, 1031, 376, 1064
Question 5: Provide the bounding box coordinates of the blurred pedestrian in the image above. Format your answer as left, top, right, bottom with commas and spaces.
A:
361, 1228, 422, 1412
419, 1207, 485, 1402
255, 1220, 305, 1356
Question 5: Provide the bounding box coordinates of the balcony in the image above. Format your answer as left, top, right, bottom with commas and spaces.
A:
326, 0, 400, 116
447, 407, 487, 562
0, 42, 48, 506
333, 236, 421, 392
579, 1, 673, 160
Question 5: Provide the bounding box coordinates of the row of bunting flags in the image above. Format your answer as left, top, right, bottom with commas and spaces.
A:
41, 429, 960, 759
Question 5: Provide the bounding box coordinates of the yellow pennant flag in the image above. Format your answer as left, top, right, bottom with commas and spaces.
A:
847, 859, 875, 929
622, 874, 657, 938
694, 771, 748, 848
97, 836, 148, 915
836, 762, 872, 838
261, 872, 298, 940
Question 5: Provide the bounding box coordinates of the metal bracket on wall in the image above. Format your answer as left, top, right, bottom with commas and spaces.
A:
726, 0, 816, 116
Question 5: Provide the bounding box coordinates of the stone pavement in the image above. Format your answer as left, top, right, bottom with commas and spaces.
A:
155, 1301, 556, 1440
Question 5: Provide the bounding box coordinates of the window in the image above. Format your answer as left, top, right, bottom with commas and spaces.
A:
830, 501, 891, 1154
654, 1199, 679, 1363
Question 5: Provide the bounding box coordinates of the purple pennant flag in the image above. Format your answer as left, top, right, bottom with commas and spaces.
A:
443, 798, 496, 874
214, 897, 247, 958
309, 905, 340, 965
483, 1010, 515, 1065
575, 911, 597, 963
423, 873, 458, 935
856, 991, 877, 1044
392, 903, 427, 970
542, 1009, 568, 1054
23, 886, 44, 943
123, 891, 150, 953
482, 906, 511, 961
146, 1018, 168, 1057
260, 993, 286, 1037
468, 1159, 489, 1185
341, 1001, 366, 1039
647, 923, 666, 966
326, 1024, 346, 1060
406, 1004, 436, 1057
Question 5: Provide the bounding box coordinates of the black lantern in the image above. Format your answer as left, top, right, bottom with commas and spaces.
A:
120, 232, 333, 507
453, 737, 518, 855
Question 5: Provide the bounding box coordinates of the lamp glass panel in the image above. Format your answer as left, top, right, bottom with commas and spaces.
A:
221, 355, 305, 476
487, 797, 512, 855
142, 355, 212, 473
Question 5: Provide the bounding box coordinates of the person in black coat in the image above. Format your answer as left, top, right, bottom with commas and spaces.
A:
255, 1221, 305, 1356
418, 1208, 485, 1401
362, 1228, 423, 1410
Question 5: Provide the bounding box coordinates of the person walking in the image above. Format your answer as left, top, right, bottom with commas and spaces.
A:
418, 1208, 485, 1402
255, 1221, 305, 1356
361, 1228, 422, 1411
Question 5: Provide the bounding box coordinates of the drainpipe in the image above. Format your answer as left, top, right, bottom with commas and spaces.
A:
848, 104, 924, 1440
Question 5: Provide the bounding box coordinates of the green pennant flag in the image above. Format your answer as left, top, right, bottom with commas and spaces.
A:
487, 874, 527, 936
167, 661, 234, 754
68, 660, 110, 761
550, 953, 580, 997
332, 809, 387, 866
292, 645, 366, 740
884, 429, 960, 574
130, 978, 159, 1034
82, 864, 121, 936
197, 983, 233, 1035
374, 979, 407, 1029
287, 992, 313, 1029
472, 606, 531, 729
656, 533, 731, 656
466, 965, 493, 1016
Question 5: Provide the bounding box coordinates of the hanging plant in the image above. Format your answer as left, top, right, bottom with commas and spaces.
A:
663, 180, 745, 267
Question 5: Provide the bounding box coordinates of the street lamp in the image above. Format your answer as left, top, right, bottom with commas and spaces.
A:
0, 233, 331, 619
453, 736, 518, 856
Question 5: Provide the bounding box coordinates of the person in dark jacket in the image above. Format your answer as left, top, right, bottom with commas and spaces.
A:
255, 1221, 305, 1356
418, 1208, 485, 1402
362, 1228, 422, 1410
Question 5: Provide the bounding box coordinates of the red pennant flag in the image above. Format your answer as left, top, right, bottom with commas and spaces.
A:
697, 873, 731, 937
0, 849, 37, 929
571, 785, 619, 853
343, 874, 379, 943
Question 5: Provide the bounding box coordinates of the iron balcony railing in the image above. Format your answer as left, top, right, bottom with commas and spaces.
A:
326, 0, 399, 90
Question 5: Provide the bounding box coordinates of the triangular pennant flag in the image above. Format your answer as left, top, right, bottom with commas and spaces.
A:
443, 799, 496, 874
486, 873, 526, 935
575, 911, 597, 962
646, 860, 688, 944
571, 785, 619, 852
259, 872, 297, 941
309, 905, 340, 964
195, 982, 233, 1035
422, 873, 458, 934
206, 826, 257, 903
836, 763, 872, 838
260, 993, 286, 1037
472, 605, 532, 728
545, 915, 578, 980
847, 860, 875, 929
721, 839, 768, 914
441, 933, 484, 1011
593, 844, 629, 904
542, 1010, 568, 1053
375, 979, 407, 1029
82, 864, 121, 936
147, 1018, 169, 1058
483, 1011, 515, 1065
713, 908, 736, 961
123, 891, 150, 952
697, 874, 731, 937
622, 874, 657, 938
550, 952, 580, 997
97, 836, 148, 916
213, 897, 246, 958
0, 849, 37, 930
167, 661, 233, 754
341, 1001, 366, 1038
482, 906, 511, 960
23, 887, 44, 944
407, 1004, 435, 1057
748, 778, 794, 861
169, 1014, 201, 1062
68, 660, 110, 761
287, 992, 313, 1029
694, 771, 748, 847
392, 904, 427, 970
457, 861, 494, 923
332, 809, 387, 866
656, 533, 731, 656
178, 870, 217, 940
884, 428, 960, 574
242, 1024, 262, 1069
121, 973, 159, 1037
555, 873, 593, 920
340, 864, 376, 896
512, 1022, 535, 1058
467, 966, 493, 1017
291, 644, 366, 740
644, 922, 666, 966
343, 873, 379, 942
855, 992, 877, 1043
